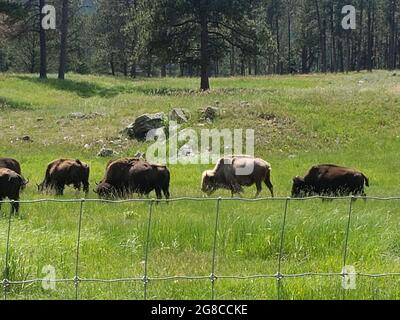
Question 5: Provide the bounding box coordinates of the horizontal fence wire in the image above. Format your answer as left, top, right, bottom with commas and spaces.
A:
1, 196, 400, 300
2, 196, 400, 205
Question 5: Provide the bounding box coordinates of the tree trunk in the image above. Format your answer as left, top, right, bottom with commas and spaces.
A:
58, 0, 69, 80
287, 8, 291, 73
330, 1, 336, 72
388, 0, 397, 70
248, 60, 252, 75
39, 0, 47, 79
275, 15, 282, 74
366, 0, 374, 71
200, 9, 210, 91
301, 47, 308, 73
110, 53, 115, 76
146, 55, 152, 77
338, 39, 344, 72
130, 63, 136, 78
356, 0, 364, 72
315, 0, 327, 73
230, 44, 236, 76
161, 64, 167, 77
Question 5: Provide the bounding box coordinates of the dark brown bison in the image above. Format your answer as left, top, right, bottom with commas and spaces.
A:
95, 158, 140, 198
201, 156, 274, 197
129, 162, 170, 200
0, 168, 29, 214
291, 164, 369, 198
0, 158, 22, 175
0, 158, 26, 190
38, 159, 90, 196
95, 159, 170, 200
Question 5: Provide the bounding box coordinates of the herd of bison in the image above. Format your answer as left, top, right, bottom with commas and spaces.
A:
0, 156, 370, 214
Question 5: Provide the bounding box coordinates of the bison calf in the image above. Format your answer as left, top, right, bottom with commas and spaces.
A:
292, 164, 369, 198
0, 168, 28, 214
38, 159, 90, 196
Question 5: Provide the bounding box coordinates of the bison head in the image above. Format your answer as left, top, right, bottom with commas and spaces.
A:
291, 176, 306, 198
201, 170, 217, 196
94, 182, 116, 199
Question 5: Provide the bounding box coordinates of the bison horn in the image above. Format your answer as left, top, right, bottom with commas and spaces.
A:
23, 178, 29, 185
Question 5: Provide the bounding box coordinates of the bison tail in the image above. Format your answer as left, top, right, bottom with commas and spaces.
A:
43, 165, 52, 183
363, 174, 370, 187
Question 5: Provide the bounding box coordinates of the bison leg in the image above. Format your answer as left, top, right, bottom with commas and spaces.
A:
83, 181, 90, 196
163, 187, 170, 200
10, 197, 19, 215
264, 172, 274, 198
55, 184, 64, 196
12, 201, 19, 215
155, 188, 162, 200
255, 181, 262, 198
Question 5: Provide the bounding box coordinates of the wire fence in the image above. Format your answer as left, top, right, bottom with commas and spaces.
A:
2, 196, 400, 300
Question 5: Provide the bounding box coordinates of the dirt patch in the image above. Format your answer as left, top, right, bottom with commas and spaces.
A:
388, 85, 400, 95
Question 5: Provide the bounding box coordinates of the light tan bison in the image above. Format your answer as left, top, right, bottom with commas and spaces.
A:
201, 156, 274, 197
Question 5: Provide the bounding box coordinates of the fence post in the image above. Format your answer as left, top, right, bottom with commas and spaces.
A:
211, 197, 221, 300
74, 199, 85, 300
143, 199, 154, 300
2, 202, 13, 300
342, 196, 354, 300
277, 197, 290, 300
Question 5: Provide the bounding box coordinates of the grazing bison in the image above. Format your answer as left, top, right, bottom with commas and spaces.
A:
95, 158, 140, 198
129, 162, 170, 200
38, 159, 90, 196
291, 164, 369, 198
0, 158, 22, 175
95, 159, 170, 200
201, 156, 274, 197
0, 168, 28, 214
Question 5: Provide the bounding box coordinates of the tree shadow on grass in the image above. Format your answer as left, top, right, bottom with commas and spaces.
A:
0, 97, 33, 111
16, 76, 128, 98
134, 86, 278, 96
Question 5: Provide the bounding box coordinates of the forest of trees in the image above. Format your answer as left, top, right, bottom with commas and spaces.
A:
0, 0, 399, 90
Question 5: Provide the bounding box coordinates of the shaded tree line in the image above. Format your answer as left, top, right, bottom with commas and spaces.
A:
0, 0, 399, 90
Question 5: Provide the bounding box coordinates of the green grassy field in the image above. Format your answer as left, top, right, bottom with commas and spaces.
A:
1, 71, 400, 300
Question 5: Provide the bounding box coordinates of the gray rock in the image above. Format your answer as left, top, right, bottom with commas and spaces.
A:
199, 106, 220, 122
124, 112, 166, 140
97, 148, 115, 157
69, 112, 86, 119
68, 112, 104, 120
169, 108, 191, 123
22, 135, 33, 143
